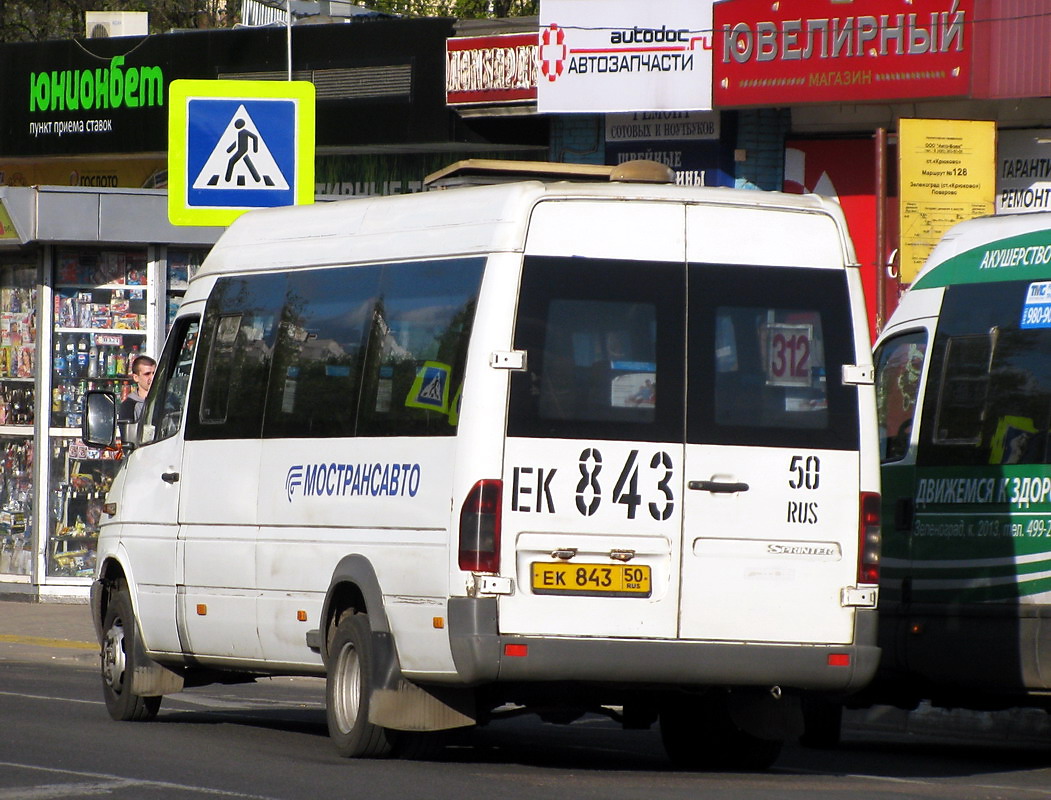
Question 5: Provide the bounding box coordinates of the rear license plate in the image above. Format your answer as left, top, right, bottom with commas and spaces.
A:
531, 562, 651, 597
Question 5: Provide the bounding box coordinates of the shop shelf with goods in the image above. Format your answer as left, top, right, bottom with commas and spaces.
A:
51, 249, 148, 430
48, 247, 151, 578
165, 248, 204, 332
0, 279, 37, 429
0, 270, 37, 577
47, 437, 119, 578
0, 436, 33, 576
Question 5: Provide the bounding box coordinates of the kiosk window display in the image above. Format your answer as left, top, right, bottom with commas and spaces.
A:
0, 185, 218, 595
48, 247, 149, 578
166, 249, 205, 331
0, 260, 37, 576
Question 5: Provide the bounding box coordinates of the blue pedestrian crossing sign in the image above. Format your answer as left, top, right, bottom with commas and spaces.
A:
406, 361, 452, 414
168, 80, 315, 226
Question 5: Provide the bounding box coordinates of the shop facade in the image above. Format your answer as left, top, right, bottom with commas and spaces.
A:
481, 1, 1051, 340
446, 19, 738, 184
12, 3, 1051, 596
0, 17, 553, 597
0, 18, 548, 196
0, 186, 217, 598
711, 0, 1051, 334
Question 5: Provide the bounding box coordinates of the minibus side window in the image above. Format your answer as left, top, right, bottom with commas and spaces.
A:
187, 274, 285, 440
985, 328, 1051, 464
139, 316, 200, 445
932, 333, 991, 446
874, 331, 927, 462
356, 258, 484, 437
263, 266, 379, 439
921, 281, 1051, 466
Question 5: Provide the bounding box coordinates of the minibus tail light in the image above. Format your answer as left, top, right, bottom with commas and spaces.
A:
459, 480, 502, 573
859, 492, 881, 584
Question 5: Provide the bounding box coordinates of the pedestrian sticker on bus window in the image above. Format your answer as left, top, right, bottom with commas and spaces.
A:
990, 415, 1038, 465
1020, 281, 1051, 329
406, 361, 451, 413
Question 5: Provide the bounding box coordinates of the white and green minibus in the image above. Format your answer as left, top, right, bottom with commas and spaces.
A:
874, 210, 1051, 712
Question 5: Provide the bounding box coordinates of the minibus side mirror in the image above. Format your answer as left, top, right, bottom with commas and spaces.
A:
83, 390, 118, 448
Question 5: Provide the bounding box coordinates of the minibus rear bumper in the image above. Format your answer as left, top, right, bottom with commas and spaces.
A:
447, 597, 880, 694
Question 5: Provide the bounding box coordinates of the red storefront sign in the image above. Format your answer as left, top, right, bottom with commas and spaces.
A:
784, 139, 900, 339
713, 0, 972, 106
971, 0, 1051, 99
446, 33, 538, 105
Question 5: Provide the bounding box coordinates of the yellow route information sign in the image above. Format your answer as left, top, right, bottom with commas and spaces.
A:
899, 118, 995, 284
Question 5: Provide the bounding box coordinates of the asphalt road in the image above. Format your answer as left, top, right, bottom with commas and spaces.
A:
3, 649, 1051, 800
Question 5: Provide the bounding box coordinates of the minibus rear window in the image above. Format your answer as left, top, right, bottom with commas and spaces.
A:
508, 256, 684, 443
687, 264, 859, 451
509, 258, 858, 449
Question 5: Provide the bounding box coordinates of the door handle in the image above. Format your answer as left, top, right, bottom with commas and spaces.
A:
895, 497, 914, 533
161, 471, 180, 484
688, 480, 749, 493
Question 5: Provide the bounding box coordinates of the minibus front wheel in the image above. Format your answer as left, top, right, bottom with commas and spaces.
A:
100, 585, 162, 722
326, 612, 395, 758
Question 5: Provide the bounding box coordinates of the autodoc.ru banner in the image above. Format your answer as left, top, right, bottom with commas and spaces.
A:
537, 0, 715, 113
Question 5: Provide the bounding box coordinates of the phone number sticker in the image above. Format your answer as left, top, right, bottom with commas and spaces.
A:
1021, 281, 1051, 329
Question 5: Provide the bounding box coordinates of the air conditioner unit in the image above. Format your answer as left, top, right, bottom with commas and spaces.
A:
85, 11, 148, 39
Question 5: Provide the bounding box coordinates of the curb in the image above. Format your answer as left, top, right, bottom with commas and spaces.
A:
844, 703, 1051, 746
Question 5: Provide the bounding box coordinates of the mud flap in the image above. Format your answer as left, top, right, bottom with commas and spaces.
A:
369, 680, 476, 731
367, 628, 475, 731
128, 619, 185, 696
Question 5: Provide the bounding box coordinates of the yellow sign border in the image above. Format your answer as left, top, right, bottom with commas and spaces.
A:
168, 79, 315, 227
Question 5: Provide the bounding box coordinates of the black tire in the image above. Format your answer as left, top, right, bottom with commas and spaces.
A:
326, 613, 395, 758
100, 585, 162, 722
392, 730, 449, 761
660, 695, 782, 772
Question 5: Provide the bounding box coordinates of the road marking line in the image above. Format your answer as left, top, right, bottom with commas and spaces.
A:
788, 767, 1051, 796
0, 778, 136, 798
0, 690, 101, 706
0, 689, 321, 713
166, 692, 323, 711
0, 761, 282, 799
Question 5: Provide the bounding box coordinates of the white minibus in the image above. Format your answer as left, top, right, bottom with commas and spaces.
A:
85, 160, 880, 769
872, 210, 1051, 715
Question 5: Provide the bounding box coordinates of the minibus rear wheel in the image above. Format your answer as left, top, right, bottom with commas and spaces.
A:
326, 612, 395, 758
